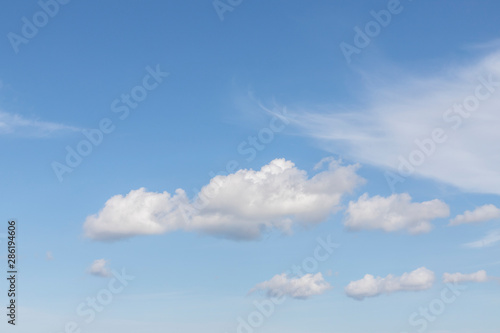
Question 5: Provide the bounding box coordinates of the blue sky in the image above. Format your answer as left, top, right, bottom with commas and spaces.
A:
1, 0, 500, 332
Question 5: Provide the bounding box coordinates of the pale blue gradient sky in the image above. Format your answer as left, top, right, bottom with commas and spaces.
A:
1, 1, 500, 332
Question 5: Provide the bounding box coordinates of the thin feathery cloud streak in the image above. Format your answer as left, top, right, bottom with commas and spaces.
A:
464, 229, 500, 248
291, 49, 500, 194
345, 267, 435, 300
344, 193, 449, 234
250, 273, 331, 299
84, 158, 364, 241
0, 110, 80, 137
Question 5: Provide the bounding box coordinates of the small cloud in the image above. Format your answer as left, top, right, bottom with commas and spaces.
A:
345, 267, 435, 300
450, 204, 500, 226
464, 229, 500, 248
442, 270, 489, 283
46, 251, 53, 261
344, 193, 449, 234
250, 272, 331, 299
88, 259, 111, 278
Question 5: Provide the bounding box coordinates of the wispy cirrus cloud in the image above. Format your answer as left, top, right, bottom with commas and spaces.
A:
0, 110, 80, 137
464, 229, 500, 248
291, 49, 500, 195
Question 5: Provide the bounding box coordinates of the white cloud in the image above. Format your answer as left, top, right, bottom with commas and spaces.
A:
84, 158, 364, 241
250, 273, 331, 299
464, 229, 500, 248
46, 251, 53, 261
345, 267, 435, 300
292, 49, 500, 195
344, 193, 449, 234
0, 110, 79, 137
450, 204, 500, 226
88, 259, 111, 277
442, 270, 489, 283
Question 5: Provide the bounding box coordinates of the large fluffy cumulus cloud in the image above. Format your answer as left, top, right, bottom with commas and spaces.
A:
84, 158, 364, 241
